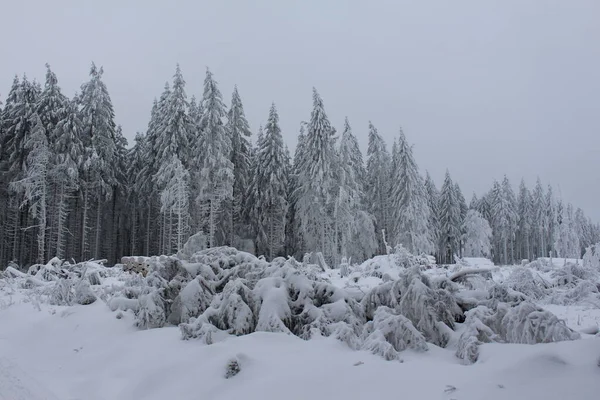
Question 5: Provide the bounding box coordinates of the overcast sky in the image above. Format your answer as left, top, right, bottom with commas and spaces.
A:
1, 0, 599, 220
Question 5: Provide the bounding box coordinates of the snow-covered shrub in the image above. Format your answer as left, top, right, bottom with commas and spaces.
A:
253, 277, 292, 334
74, 279, 96, 305
136, 290, 167, 329
397, 267, 460, 347
180, 319, 222, 343
486, 284, 526, 307
363, 306, 428, 357
583, 243, 600, 271
205, 279, 256, 335
456, 306, 500, 363
362, 281, 401, 320
224, 358, 241, 379
48, 279, 74, 305
504, 267, 548, 300
169, 276, 214, 325
340, 257, 350, 278
177, 232, 207, 260
500, 302, 580, 344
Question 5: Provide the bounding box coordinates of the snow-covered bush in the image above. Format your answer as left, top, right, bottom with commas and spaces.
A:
456, 306, 499, 363
500, 302, 580, 344
74, 279, 96, 305
224, 358, 241, 379
136, 290, 167, 329
362, 306, 428, 360
177, 232, 207, 260
504, 267, 548, 300
583, 243, 600, 271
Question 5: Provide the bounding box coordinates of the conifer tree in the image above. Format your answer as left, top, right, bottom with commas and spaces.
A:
424, 171, 442, 259
155, 155, 190, 253
78, 63, 118, 260
531, 178, 547, 258
226, 85, 252, 241
195, 68, 233, 247
10, 113, 48, 264
516, 179, 533, 261
365, 122, 391, 253
438, 170, 461, 263
389, 129, 432, 254
250, 103, 287, 259
335, 118, 375, 262
295, 89, 337, 261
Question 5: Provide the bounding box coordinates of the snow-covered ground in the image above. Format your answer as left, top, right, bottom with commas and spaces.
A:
1, 250, 599, 400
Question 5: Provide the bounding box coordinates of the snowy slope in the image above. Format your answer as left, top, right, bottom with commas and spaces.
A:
1, 251, 600, 399
0, 300, 599, 400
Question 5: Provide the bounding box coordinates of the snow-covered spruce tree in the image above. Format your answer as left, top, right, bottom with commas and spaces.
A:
516, 179, 533, 261
48, 98, 84, 260
424, 172, 441, 260
285, 123, 307, 258
365, 122, 391, 254
9, 113, 48, 264
126, 132, 148, 255
454, 182, 468, 256
36, 65, 70, 259
295, 89, 337, 261
226, 86, 252, 243
389, 129, 433, 255
335, 118, 376, 263
155, 155, 190, 253
583, 243, 599, 271
151, 65, 192, 254
438, 170, 461, 263
2, 76, 41, 265
531, 178, 547, 258
195, 68, 234, 248
140, 92, 169, 256
249, 103, 288, 259
462, 209, 492, 258
489, 177, 517, 265
154, 64, 191, 168
78, 63, 118, 260
545, 185, 556, 257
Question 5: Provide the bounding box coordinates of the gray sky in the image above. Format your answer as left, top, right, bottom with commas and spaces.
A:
2, 0, 599, 220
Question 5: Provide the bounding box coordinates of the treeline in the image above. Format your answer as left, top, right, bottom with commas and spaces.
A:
0, 64, 598, 267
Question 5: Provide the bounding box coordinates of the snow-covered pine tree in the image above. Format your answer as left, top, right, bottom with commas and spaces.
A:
462, 209, 492, 258
2, 76, 41, 265
424, 171, 442, 260
334, 118, 375, 263
37, 65, 69, 259
127, 132, 148, 255
155, 155, 190, 253
226, 85, 252, 243
516, 179, 533, 261
78, 63, 118, 260
295, 89, 337, 261
545, 185, 556, 257
565, 203, 580, 258
195, 68, 234, 248
365, 122, 391, 253
489, 177, 517, 265
389, 129, 433, 255
151, 65, 192, 254
155, 64, 191, 168
454, 182, 468, 256
50, 98, 84, 260
531, 178, 547, 258
438, 170, 461, 263
285, 123, 306, 258
250, 103, 288, 259
9, 113, 48, 264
